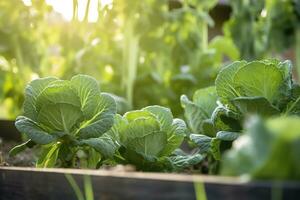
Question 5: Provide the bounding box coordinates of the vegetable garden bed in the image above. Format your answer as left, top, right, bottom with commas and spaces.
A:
2, 60, 300, 200
1, 112, 300, 200
1, 1, 300, 199
1, 167, 300, 200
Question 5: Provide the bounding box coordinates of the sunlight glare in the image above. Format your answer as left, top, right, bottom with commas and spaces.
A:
46, 0, 73, 21
45, 0, 113, 22
22, 0, 32, 6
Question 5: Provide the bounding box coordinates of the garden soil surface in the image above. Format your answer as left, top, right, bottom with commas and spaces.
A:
0, 138, 205, 174
0, 138, 35, 167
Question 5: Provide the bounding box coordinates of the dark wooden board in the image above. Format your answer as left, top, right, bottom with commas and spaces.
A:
0, 167, 300, 200
0, 120, 21, 141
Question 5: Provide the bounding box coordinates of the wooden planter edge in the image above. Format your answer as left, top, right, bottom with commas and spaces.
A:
1, 166, 300, 200
1, 166, 300, 187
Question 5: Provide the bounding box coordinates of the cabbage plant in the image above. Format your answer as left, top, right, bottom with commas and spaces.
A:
222, 116, 300, 180
181, 59, 300, 171
10, 75, 117, 168
107, 106, 203, 171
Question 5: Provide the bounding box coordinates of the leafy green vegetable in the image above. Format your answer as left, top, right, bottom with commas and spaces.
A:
108, 105, 203, 171
181, 86, 218, 136
224, 0, 299, 60
234, 62, 283, 101
215, 61, 246, 102
214, 59, 293, 118
9, 139, 36, 157
231, 97, 280, 116
216, 131, 239, 141
11, 74, 117, 168
182, 59, 300, 174
222, 116, 300, 180
216, 60, 292, 107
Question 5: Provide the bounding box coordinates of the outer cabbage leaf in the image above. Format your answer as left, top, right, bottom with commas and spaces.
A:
79, 136, 118, 158
9, 139, 35, 157
35, 80, 81, 112
215, 61, 246, 102
127, 131, 167, 157
37, 103, 83, 133
216, 131, 239, 141
181, 86, 218, 136
233, 61, 283, 103
77, 93, 116, 139
23, 77, 58, 121
15, 116, 57, 144
119, 117, 160, 144
159, 118, 187, 156
169, 154, 204, 171
105, 114, 126, 143
190, 134, 212, 153
193, 86, 218, 117
181, 95, 207, 134
123, 110, 156, 122
143, 105, 173, 130
71, 74, 101, 118
231, 96, 280, 117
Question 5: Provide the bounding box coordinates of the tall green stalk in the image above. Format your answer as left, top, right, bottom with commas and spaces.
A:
193, 181, 207, 200
65, 174, 94, 200
12, 36, 24, 73
201, 20, 208, 52
122, 18, 140, 107
84, 0, 91, 22
72, 0, 78, 21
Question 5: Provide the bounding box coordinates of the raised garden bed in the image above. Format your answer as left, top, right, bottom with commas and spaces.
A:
1, 167, 300, 200
1, 0, 300, 199
1, 122, 300, 200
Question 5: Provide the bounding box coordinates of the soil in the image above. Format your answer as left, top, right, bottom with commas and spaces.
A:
0, 138, 35, 167
0, 138, 205, 173
0, 138, 138, 171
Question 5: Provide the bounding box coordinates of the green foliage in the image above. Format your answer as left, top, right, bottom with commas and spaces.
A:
107, 105, 203, 171
215, 60, 293, 115
224, 0, 299, 60
181, 86, 218, 136
224, 0, 300, 83
2, 0, 300, 179
11, 76, 203, 172
0, 1, 54, 118
182, 59, 300, 174
222, 116, 300, 180
0, 0, 240, 118
11, 74, 117, 167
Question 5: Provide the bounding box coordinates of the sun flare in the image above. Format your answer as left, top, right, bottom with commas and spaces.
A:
23, 0, 113, 22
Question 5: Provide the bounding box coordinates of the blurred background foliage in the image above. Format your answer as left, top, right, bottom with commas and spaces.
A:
0, 0, 299, 119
